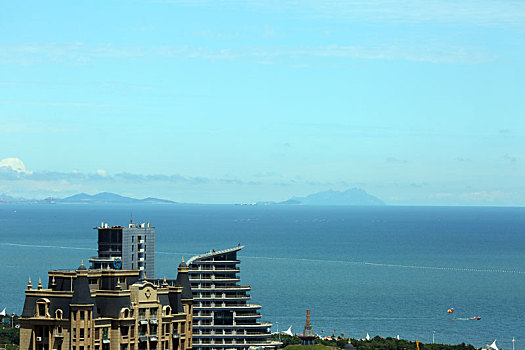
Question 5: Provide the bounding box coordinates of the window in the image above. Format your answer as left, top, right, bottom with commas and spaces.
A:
95, 328, 100, 339
214, 310, 233, 325
80, 311, 85, 320
163, 306, 171, 316
80, 329, 84, 339
38, 304, 46, 317
36, 299, 50, 317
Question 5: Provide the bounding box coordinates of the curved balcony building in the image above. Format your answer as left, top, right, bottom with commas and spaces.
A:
188, 246, 280, 350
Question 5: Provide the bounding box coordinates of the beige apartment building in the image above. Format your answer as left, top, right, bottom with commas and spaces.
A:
19, 261, 193, 350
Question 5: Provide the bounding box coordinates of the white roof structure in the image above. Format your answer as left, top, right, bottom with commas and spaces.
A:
283, 325, 293, 336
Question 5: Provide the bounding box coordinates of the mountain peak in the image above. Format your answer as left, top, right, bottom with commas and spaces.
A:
282, 188, 385, 206
58, 192, 176, 205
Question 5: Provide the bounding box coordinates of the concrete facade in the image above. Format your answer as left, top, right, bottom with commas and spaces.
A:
187, 246, 280, 350
90, 222, 155, 279
121, 225, 155, 278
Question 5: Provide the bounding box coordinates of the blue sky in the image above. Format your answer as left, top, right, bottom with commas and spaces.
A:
0, 0, 524, 205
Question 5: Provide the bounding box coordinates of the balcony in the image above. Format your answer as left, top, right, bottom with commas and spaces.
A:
193, 259, 240, 264
194, 295, 250, 301
196, 303, 261, 310
190, 268, 240, 273
190, 277, 240, 283
194, 340, 279, 347
234, 313, 261, 318
192, 285, 250, 290
193, 322, 270, 328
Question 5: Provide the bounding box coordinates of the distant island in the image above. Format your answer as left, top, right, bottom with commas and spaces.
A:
255, 188, 385, 206
1, 188, 384, 206
0, 192, 177, 205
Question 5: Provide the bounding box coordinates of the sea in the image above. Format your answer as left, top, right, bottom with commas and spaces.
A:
0, 205, 523, 349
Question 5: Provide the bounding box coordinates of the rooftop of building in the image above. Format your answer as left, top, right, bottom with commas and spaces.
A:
95, 221, 154, 229
187, 245, 244, 265
23, 264, 190, 320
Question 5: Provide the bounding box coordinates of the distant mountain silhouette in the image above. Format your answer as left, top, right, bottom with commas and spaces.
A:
56, 192, 177, 205
280, 188, 385, 206
1, 190, 382, 206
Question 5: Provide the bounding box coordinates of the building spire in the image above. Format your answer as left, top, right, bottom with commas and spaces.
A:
37, 277, 42, 290
162, 276, 168, 287
27, 277, 32, 290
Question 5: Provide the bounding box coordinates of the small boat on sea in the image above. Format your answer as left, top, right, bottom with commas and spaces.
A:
470, 316, 481, 320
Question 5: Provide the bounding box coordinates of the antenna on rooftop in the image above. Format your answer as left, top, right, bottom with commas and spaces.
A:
130, 211, 133, 225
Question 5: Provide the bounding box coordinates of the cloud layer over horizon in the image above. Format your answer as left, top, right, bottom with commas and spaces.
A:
1, 157, 522, 206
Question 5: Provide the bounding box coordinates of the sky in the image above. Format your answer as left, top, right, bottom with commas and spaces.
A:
0, 0, 524, 205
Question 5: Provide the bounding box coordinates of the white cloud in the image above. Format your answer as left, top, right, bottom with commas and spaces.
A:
150, 0, 525, 27
0, 42, 495, 66
96, 169, 109, 177
0, 158, 32, 174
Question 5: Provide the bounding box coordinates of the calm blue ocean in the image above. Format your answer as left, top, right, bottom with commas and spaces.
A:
0, 205, 523, 348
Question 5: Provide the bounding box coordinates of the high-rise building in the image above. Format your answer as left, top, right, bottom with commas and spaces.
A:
89, 222, 155, 278
187, 246, 279, 350
19, 262, 193, 350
